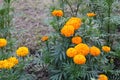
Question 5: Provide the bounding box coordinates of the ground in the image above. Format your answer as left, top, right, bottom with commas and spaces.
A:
13, 0, 55, 50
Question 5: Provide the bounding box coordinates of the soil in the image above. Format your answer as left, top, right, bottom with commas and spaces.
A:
12, 0, 55, 50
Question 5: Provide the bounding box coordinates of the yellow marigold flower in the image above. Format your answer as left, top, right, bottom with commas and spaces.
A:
0, 57, 18, 69
7, 57, 19, 65
66, 48, 77, 58
73, 54, 86, 64
0, 60, 4, 69
90, 46, 101, 56
2, 60, 14, 69
102, 46, 110, 53
74, 43, 89, 56
61, 25, 74, 37
41, 36, 48, 41
0, 38, 7, 47
87, 12, 96, 17
72, 36, 82, 44
16, 47, 29, 57
66, 17, 82, 30
52, 10, 63, 17
98, 74, 108, 80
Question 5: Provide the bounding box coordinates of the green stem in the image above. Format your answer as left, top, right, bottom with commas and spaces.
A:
107, 1, 111, 46
75, 3, 80, 16
65, 0, 74, 16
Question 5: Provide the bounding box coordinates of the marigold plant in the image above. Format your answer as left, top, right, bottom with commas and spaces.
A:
42, 0, 119, 80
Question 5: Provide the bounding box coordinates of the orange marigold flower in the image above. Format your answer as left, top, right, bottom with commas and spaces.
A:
61, 25, 74, 37
90, 46, 101, 56
52, 10, 63, 17
41, 36, 48, 41
0, 38, 7, 47
73, 54, 86, 64
66, 48, 77, 58
74, 43, 89, 56
102, 46, 110, 53
98, 74, 108, 80
16, 47, 29, 57
87, 12, 96, 17
66, 17, 82, 30
72, 36, 82, 44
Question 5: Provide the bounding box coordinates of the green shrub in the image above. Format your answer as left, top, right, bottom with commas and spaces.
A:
41, 0, 120, 80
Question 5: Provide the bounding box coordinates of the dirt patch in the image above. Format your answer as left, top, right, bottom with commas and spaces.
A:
12, 0, 55, 50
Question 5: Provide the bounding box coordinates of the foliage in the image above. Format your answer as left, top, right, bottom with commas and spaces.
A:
0, 0, 32, 80
41, 0, 120, 80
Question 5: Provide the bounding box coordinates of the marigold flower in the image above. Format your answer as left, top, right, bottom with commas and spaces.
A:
2, 60, 11, 69
90, 46, 101, 56
102, 46, 110, 53
41, 36, 48, 41
7, 57, 19, 65
98, 74, 108, 80
73, 54, 86, 64
0, 38, 7, 47
0, 60, 4, 69
16, 47, 29, 57
66, 17, 82, 30
74, 43, 89, 56
61, 25, 74, 37
66, 48, 77, 58
0, 57, 18, 69
52, 10, 63, 17
72, 36, 82, 44
87, 12, 96, 17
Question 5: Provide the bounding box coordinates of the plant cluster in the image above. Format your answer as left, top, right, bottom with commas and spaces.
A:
41, 0, 120, 80
0, 0, 32, 80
